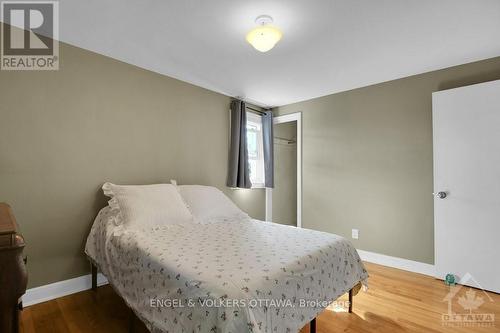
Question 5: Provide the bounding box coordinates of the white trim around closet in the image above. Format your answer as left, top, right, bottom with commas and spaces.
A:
266, 112, 302, 228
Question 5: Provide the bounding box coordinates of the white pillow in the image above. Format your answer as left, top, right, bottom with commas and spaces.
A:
102, 182, 193, 227
177, 185, 249, 222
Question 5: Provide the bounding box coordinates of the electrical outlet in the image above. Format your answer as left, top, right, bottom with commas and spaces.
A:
351, 229, 359, 239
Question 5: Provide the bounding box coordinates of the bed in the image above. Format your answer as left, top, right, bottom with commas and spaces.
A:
85, 183, 368, 333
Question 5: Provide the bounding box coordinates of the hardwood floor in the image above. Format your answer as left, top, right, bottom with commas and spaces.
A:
20, 262, 500, 333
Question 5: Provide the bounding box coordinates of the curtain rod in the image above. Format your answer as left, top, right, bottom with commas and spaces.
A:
233, 97, 269, 114
247, 106, 266, 115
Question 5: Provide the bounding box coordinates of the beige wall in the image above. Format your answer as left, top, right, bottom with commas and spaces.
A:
2, 28, 499, 288
274, 57, 500, 264
0, 42, 265, 288
273, 122, 297, 226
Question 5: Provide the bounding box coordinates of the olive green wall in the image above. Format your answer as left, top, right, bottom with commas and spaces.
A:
274, 57, 500, 264
1, 30, 499, 288
0, 41, 265, 288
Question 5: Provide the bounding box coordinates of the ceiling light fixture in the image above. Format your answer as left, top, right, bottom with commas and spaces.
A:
246, 15, 283, 53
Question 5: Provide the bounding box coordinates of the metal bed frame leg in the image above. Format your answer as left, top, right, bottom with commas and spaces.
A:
309, 287, 353, 333
348, 288, 353, 313
91, 263, 97, 291
91, 260, 135, 332
310, 317, 316, 333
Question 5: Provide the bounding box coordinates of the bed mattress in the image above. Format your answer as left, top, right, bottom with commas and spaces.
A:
85, 207, 368, 333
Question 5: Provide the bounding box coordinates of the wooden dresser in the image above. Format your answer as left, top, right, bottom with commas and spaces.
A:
0, 203, 27, 333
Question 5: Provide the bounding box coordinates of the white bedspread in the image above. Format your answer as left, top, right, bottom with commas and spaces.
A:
85, 207, 368, 333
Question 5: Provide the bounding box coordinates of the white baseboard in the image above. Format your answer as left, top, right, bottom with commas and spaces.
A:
21, 250, 434, 307
23, 273, 108, 307
357, 249, 436, 277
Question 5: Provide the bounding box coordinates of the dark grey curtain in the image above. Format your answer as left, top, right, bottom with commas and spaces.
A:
262, 111, 274, 188
226, 100, 252, 188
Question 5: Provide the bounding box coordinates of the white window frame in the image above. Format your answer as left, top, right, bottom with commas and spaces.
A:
246, 111, 266, 188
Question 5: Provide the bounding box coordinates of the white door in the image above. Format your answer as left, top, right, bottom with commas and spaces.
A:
433, 79, 500, 293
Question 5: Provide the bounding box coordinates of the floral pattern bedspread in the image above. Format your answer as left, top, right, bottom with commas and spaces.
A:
85, 207, 368, 333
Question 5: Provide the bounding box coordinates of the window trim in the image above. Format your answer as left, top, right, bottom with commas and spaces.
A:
246, 111, 266, 188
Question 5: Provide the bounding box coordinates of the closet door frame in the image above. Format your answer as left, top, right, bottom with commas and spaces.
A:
265, 112, 302, 228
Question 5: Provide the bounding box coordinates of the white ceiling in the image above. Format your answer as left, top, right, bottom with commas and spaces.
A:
57, 0, 500, 107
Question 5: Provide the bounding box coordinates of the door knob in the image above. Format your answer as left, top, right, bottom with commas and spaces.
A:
434, 191, 447, 199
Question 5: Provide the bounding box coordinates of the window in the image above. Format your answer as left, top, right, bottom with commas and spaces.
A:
246, 111, 265, 187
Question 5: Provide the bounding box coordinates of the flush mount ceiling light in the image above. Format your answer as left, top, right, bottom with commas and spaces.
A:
246, 15, 283, 53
